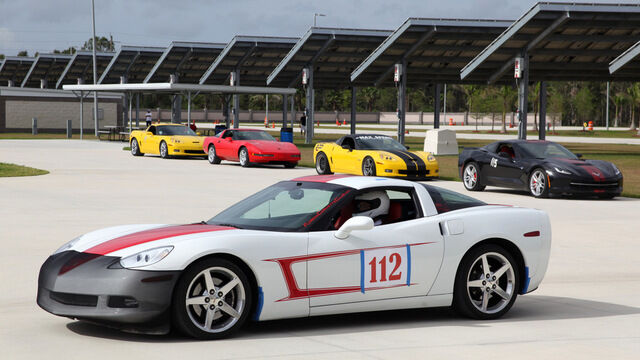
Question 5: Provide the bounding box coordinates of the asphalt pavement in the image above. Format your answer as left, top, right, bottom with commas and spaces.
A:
1, 140, 638, 359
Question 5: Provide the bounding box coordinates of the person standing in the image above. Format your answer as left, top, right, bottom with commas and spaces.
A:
300, 113, 307, 136
145, 109, 153, 128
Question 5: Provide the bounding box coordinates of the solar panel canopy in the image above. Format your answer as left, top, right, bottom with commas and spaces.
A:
98, 45, 164, 84
199, 36, 299, 86
0, 57, 35, 86
609, 39, 640, 76
267, 27, 392, 88
55, 51, 114, 89
350, 19, 512, 86
21, 54, 71, 88
461, 2, 640, 83
144, 41, 226, 84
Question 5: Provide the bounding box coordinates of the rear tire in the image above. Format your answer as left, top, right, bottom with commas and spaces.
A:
315, 152, 333, 175
160, 141, 169, 159
208, 145, 221, 164
362, 156, 376, 176
453, 244, 519, 320
130, 138, 142, 156
462, 162, 485, 191
172, 258, 253, 340
239, 147, 250, 167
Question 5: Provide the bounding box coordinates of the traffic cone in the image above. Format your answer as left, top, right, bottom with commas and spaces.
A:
317, 120, 320, 127
264, 116, 268, 127
336, 119, 340, 126
405, 130, 410, 134
271, 122, 275, 129
449, 118, 453, 126
342, 119, 347, 126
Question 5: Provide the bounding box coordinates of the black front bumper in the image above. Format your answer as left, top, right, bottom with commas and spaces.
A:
548, 175, 623, 197
37, 251, 180, 334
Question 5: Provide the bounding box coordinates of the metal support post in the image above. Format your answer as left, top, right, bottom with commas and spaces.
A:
135, 93, 140, 127
91, 0, 99, 137
606, 81, 610, 130
171, 95, 182, 124
32, 118, 37, 135
517, 52, 529, 140
434, 83, 441, 129
282, 94, 288, 128
290, 95, 295, 130
397, 60, 407, 144
67, 119, 72, 139
350, 86, 357, 135
443, 84, 447, 126
123, 94, 129, 129
80, 91, 84, 139
233, 93, 240, 128
305, 67, 314, 144
187, 91, 192, 126
128, 92, 133, 135
539, 81, 547, 140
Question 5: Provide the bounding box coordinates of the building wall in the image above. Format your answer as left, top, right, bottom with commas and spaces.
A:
5, 99, 119, 130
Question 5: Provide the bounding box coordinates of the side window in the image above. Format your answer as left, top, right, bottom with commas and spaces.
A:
222, 131, 233, 139
148, 126, 156, 135
343, 138, 355, 150
423, 185, 486, 214
497, 143, 515, 159
329, 188, 419, 230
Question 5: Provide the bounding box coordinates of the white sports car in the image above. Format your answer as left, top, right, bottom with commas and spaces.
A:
38, 175, 551, 339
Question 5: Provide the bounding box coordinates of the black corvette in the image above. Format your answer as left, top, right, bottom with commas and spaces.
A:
458, 140, 623, 198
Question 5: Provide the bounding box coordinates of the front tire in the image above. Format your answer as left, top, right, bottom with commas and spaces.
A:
172, 258, 253, 340
453, 244, 519, 320
463, 162, 485, 191
362, 156, 376, 176
284, 162, 297, 169
529, 168, 549, 198
130, 138, 142, 156
239, 147, 250, 167
315, 152, 332, 175
160, 141, 169, 159
208, 145, 221, 164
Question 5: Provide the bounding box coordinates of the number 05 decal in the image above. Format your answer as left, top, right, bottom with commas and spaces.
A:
360, 244, 411, 293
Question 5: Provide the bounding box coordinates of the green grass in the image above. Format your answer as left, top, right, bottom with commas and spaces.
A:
0, 163, 49, 177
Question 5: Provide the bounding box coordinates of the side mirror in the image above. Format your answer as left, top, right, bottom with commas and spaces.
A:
576, 153, 583, 159
334, 216, 374, 239
146, 131, 153, 136
341, 144, 352, 151
196, 131, 201, 136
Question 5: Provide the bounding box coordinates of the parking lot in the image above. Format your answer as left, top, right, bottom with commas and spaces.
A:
1, 139, 638, 359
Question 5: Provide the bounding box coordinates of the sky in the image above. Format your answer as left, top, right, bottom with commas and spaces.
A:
0, 0, 631, 56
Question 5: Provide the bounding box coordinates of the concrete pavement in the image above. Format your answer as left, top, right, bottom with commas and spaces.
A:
1, 139, 638, 359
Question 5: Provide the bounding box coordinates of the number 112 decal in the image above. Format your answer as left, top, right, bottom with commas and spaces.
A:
360, 244, 411, 293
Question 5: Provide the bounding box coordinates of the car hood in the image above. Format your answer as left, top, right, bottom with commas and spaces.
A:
64, 224, 235, 257
547, 158, 619, 180
247, 140, 300, 153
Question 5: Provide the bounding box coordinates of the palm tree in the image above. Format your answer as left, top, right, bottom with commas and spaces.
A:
626, 83, 640, 131
360, 87, 380, 112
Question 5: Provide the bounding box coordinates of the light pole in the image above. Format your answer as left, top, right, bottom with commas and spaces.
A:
91, 0, 98, 137
314, 13, 326, 27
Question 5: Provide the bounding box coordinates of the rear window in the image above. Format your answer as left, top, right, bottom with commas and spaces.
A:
422, 185, 486, 214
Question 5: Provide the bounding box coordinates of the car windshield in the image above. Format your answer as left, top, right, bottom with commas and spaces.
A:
355, 135, 407, 151
207, 181, 351, 232
422, 185, 486, 214
518, 142, 577, 159
157, 125, 197, 136
235, 131, 275, 141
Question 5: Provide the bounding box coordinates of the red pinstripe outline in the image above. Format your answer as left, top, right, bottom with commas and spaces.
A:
264, 242, 434, 301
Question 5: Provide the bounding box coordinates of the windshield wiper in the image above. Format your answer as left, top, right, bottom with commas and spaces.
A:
212, 223, 242, 229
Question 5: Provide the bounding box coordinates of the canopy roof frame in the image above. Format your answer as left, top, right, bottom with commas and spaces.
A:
144, 41, 226, 84
55, 50, 115, 89
0, 56, 36, 85
21, 53, 72, 88
62, 82, 296, 96
609, 39, 640, 74
98, 45, 165, 84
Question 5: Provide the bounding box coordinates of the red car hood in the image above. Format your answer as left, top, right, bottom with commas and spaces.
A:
247, 140, 299, 153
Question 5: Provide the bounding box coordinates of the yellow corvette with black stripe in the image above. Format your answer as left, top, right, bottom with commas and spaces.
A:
314, 134, 439, 179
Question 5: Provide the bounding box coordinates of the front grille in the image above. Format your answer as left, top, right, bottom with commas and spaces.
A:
50, 291, 98, 307
570, 182, 619, 191
570, 182, 618, 187
399, 169, 430, 176
184, 150, 206, 154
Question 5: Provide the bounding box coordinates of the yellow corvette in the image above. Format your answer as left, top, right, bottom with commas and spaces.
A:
129, 123, 206, 158
314, 134, 439, 179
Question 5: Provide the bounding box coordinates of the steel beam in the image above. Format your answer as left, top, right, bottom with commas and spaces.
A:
434, 83, 441, 129
539, 81, 546, 140
305, 67, 314, 144
350, 86, 356, 134
397, 59, 407, 144
517, 52, 529, 140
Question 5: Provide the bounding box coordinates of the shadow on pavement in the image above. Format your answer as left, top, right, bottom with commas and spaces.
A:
65, 294, 639, 342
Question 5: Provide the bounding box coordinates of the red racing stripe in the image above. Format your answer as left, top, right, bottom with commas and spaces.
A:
85, 224, 233, 255
292, 174, 353, 183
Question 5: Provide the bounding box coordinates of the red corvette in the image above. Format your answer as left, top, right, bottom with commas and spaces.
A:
203, 129, 301, 168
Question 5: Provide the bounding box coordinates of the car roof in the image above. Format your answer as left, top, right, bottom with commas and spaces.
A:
223, 128, 264, 132
291, 175, 415, 190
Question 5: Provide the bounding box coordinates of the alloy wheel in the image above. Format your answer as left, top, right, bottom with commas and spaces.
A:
466, 252, 515, 314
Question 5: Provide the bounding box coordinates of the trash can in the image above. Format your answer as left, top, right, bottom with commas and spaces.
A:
214, 125, 227, 135
280, 127, 293, 143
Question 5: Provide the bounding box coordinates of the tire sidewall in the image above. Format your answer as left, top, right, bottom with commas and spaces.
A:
172, 258, 253, 340
315, 152, 332, 174
239, 148, 249, 167
208, 145, 220, 164
463, 162, 482, 191
453, 244, 520, 320
131, 138, 140, 156
160, 141, 168, 159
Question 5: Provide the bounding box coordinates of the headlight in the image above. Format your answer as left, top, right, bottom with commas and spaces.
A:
119, 246, 173, 269
553, 167, 571, 175
379, 154, 397, 161
427, 154, 436, 162
612, 163, 621, 175
53, 236, 81, 255
170, 137, 181, 143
